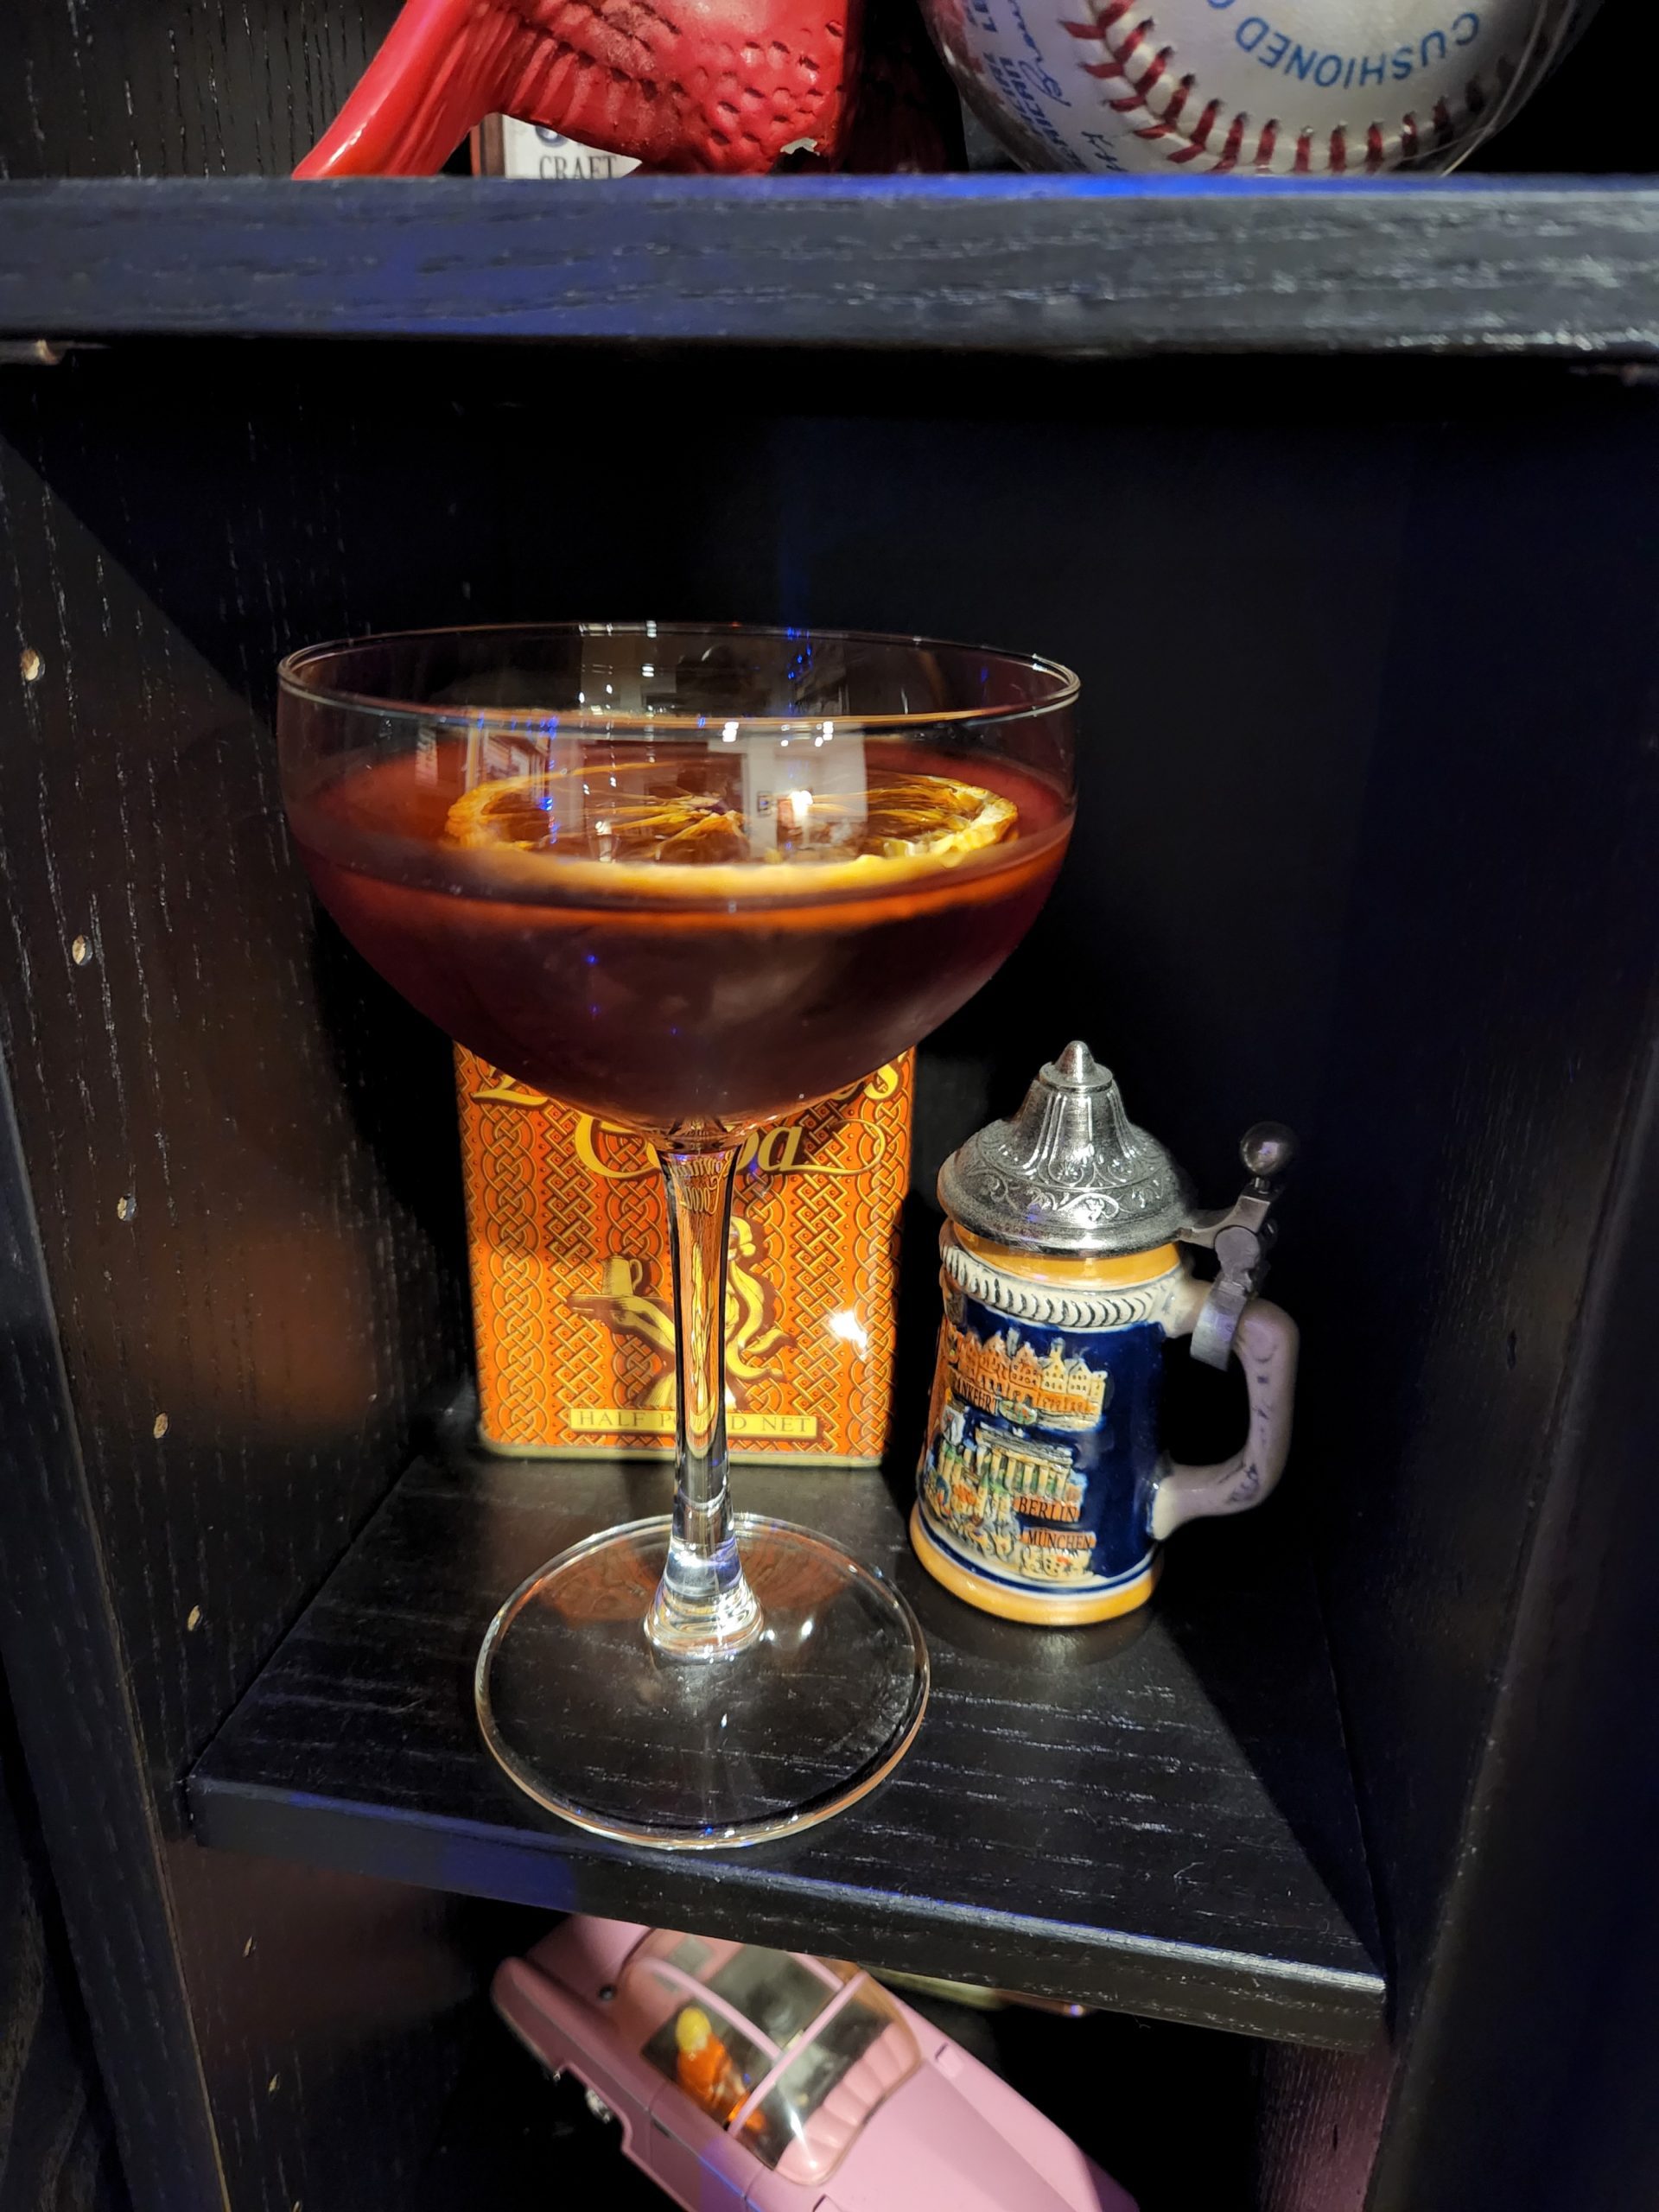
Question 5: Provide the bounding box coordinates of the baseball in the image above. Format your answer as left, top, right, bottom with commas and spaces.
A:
923, 0, 1584, 175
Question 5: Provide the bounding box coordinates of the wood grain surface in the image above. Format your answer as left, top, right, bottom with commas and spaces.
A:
0, 1070, 225, 2209
190, 1444, 1384, 2049
0, 1675, 124, 2212
1286, 367, 1659, 2207
0, 362, 471, 1799
0, 178, 1657, 355
3, 324, 1656, 2208
0, 334, 480, 2209
1291, 379, 1659, 2011
1363, 996, 1659, 2211
0, 2, 397, 181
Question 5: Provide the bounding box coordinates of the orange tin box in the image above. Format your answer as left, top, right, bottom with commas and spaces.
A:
457, 1048, 913, 1464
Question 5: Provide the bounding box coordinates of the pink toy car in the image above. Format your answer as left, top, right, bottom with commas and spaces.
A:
492, 1916, 1136, 2212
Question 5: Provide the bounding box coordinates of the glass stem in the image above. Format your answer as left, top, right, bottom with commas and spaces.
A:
645, 1139, 764, 1659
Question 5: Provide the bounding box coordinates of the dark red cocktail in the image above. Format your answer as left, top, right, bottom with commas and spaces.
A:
289, 740, 1071, 1130
277, 624, 1078, 1854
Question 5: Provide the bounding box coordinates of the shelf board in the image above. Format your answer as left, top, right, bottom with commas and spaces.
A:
0, 175, 1656, 355
189, 1445, 1383, 2049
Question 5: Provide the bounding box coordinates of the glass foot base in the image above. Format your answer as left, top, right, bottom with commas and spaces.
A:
475, 1514, 929, 1850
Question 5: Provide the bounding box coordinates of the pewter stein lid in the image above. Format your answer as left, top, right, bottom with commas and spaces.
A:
938, 1041, 1194, 1257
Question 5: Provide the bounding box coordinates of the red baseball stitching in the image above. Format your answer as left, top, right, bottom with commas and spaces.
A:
1057, 0, 1520, 173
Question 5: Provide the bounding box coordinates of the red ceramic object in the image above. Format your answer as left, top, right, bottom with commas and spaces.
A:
295, 0, 861, 175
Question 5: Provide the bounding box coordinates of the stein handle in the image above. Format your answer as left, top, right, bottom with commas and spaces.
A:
1150, 1296, 1299, 1543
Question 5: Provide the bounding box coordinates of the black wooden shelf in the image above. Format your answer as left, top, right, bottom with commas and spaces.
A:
0, 175, 1656, 355
188, 1443, 1383, 2050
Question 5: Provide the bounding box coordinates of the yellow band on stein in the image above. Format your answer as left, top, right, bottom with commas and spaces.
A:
909, 1507, 1161, 1624
954, 1226, 1182, 1291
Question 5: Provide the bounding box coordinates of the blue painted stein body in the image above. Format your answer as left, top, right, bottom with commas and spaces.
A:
911, 1043, 1300, 1626
913, 1230, 1203, 1624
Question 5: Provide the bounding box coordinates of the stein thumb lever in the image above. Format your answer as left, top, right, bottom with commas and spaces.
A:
1181, 1122, 1297, 1371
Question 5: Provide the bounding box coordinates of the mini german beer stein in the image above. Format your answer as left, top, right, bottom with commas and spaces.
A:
912, 1042, 1299, 1624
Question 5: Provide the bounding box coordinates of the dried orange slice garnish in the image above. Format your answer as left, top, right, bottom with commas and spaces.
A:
817, 775, 1016, 861
444, 767, 1017, 869
444, 778, 555, 851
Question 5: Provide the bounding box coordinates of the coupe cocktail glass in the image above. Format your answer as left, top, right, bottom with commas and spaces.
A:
279, 624, 1077, 1847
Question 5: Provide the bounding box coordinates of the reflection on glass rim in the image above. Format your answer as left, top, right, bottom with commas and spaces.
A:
276, 620, 1081, 736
